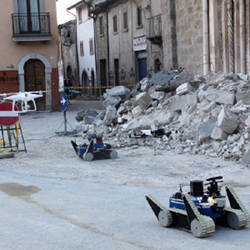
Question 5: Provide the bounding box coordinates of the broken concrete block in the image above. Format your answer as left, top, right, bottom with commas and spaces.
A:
169, 70, 194, 90
106, 86, 130, 96
211, 126, 228, 140
140, 78, 150, 92
245, 116, 250, 128
117, 105, 126, 115
149, 90, 165, 101
151, 120, 160, 131
132, 105, 143, 116
205, 89, 235, 105
236, 90, 250, 105
135, 92, 152, 109
103, 96, 121, 107
243, 149, 250, 164
104, 106, 117, 125
238, 73, 248, 81
212, 141, 221, 151
198, 121, 216, 142
176, 82, 192, 96
170, 94, 197, 112
217, 107, 239, 134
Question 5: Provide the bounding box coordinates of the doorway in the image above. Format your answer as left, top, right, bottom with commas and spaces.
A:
114, 59, 119, 86
100, 59, 107, 94
24, 59, 45, 110
137, 57, 147, 81
81, 71, 89, 94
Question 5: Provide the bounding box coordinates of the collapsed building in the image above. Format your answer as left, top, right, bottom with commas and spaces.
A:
75, 70, 250, 164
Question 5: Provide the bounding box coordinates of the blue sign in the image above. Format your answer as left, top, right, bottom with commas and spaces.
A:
60, 92, 68, 111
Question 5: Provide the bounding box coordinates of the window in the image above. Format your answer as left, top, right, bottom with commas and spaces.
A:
89, 38, 94, 55
77, 8, 82, 23
123, 12, 128, 30
99, 16, 104, 36
137, 6, 142, 27
80, 41, 84, 56
113, 15, 118, 33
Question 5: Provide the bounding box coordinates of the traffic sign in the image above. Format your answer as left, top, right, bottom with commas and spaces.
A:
60, 92, 68, 112
0, 102, 19, 126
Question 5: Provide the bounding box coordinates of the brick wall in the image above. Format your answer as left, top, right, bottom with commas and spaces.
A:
0, 71, 19, 93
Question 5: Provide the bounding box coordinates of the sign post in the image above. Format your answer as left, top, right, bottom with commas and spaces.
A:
60, 92, 68, 135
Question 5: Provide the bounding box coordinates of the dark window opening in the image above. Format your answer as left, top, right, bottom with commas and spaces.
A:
113, 15, 118, 33
137, 7, 142, 27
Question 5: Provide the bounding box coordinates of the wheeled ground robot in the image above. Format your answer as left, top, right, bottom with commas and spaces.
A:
71, 135, 118, 161
146, 176, 249, 238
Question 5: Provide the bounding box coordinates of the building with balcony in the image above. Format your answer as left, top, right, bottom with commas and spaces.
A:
0, 0, 60, 111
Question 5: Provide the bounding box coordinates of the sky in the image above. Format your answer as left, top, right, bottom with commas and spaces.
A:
56, 0, 79, 24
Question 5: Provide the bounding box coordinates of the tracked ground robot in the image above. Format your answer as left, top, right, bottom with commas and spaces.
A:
71, 133, 118, 161
146, 176, 249, 238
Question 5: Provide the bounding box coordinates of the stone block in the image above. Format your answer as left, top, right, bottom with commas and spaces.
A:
243, 149, 250, 164
104, 106, 117, 125
198, 121, 216, 142
103, 96, 121, 107
217, 107, 239, 134
140, 78, 150, 92
211, 126, 228, 140
236, 90, 250, 105
245, 116, 250, 128
149, 90, 165, 100
238, 73, 248, 81
106, 86, 130, 96
170, 94, 197, 112
135, 92, 152, 109
176, 82, 192, 95
204, 89, 235, 105
132, 105, 143, 116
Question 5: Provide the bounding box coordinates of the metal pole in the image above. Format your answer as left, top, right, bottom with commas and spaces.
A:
64, 110, 67, 134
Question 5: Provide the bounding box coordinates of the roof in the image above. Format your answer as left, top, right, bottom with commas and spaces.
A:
67, 0, 92, 10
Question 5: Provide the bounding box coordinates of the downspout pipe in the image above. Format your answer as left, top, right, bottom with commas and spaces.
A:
239, 0, 246, 74
202, 0, 210, 75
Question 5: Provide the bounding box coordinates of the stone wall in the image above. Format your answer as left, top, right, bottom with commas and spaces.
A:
161, 0, 203, 75
175, 0, 203, 74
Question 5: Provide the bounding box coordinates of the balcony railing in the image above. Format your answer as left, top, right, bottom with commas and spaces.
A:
12, 12, 51, 42
147, 15, 162, 45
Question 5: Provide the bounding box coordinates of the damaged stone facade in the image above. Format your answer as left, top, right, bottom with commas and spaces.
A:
58, 20, 79, 87
93, 0, 249, 91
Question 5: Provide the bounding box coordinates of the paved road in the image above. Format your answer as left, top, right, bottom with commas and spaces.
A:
0, 169, 249, 250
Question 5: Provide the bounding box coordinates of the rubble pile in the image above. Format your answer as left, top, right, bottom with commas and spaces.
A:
75, 69, 250, 164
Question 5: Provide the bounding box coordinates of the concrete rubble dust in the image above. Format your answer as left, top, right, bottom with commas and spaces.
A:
75, 69, 250, 164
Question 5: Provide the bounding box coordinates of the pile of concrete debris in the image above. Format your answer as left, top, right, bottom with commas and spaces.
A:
75, 68, 250, 164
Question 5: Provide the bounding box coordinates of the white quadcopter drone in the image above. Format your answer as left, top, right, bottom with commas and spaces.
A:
0, 91, 45, 113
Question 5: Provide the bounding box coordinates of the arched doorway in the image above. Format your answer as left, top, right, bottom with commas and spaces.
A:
24, 59, 45, 110
81, 70, 88, 94
91, 70, 95, 96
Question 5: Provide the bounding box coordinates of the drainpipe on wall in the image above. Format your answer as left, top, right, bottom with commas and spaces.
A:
106, 9, 110, 88
202, 0, 210, 75
239, 0, 246, 74
227, 0, 234, 73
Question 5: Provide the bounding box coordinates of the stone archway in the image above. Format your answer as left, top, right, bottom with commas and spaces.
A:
18, 53, 52, 109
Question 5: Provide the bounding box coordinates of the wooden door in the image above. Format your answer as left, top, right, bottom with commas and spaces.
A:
24, 59, 45, 110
